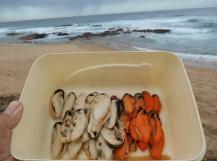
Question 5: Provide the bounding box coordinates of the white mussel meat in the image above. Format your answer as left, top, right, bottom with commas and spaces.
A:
61, 110, 73, 143
85, 92, 99, 106
70, 109, 87, 141
62, 92, 76, 118
49, 89, 65, 119
68, 138, 83, 159
96, 135, 113, 160
87, 109, 111, 138
81, 130, 90, 142
84, 139, 98, 160
74, 93, 87, 110
105, 96, 118, 129
87, 93, 111, 138
50, 122, 66, 159
101, 121, 125, 148
87, 114, 102, 138
92, 93, 111, 122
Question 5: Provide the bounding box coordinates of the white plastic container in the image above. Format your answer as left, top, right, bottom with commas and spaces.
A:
11, 51, 206, 161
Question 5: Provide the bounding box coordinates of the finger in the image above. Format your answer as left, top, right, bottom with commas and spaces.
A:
9, 103, 23, 129
4, 101, 24, 129
4, 101, 21, 115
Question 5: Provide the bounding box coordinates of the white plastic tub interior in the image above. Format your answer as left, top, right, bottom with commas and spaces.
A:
11, 51, 206, 161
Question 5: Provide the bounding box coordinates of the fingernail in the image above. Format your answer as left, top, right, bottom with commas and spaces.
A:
4, 101, 22, 115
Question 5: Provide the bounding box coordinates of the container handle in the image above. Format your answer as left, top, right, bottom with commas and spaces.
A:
65, 63, 152, 81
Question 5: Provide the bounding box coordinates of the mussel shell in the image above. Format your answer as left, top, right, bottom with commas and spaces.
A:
134, 93, 143, 99
117, 99, 124, 119
85, 92, 98, 104
149, 110, 161, 123
54, 89, 65, 96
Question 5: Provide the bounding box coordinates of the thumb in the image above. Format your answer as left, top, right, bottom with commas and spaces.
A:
4, 101, 23, 129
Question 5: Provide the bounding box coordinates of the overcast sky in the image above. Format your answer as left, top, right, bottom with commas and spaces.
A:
0, 0, 217, 22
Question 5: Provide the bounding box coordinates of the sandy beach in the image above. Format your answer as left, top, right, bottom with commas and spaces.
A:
0, 42, 216, 160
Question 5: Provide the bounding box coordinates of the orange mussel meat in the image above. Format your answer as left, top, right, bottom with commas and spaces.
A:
114, 134, 129, 160
123, 94, 136, 114
149, 132, 165, 160
152, 94, 161, 113
142, 91, 154, 113
135, 110, 151, 143
137, 140, 147, 151
149, 111, 165, 159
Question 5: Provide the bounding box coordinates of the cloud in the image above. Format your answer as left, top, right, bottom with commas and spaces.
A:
0, 0, 217, 22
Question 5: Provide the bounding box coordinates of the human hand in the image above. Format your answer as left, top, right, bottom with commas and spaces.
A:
0, 101, 23, 161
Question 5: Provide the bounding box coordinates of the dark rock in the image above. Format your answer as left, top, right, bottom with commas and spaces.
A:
140, 35, 145, 38
69, 27, 170, 41
56, 24, 72, 27
132, 29, 170, 34
152, 29, 170, 33
78, 32, 96, 40
19, 33, 48, 40
101, 30, 119, 36
69, 28, 122, 41
57, 32, 69, 36
108, 27, 116, 31
6, 32, 21, 36
187, 19, 199, 23
93, 24, 102, 27
69, 32, 95, 40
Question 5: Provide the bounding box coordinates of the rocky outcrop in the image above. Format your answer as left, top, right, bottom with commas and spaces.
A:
93, 24, 102, 27
19, 33, 48, 40
55, 24, 72, 27
57, 32, 69, 36
69, 28, 123, 40
132, 29, 170, 33
69, 27, 170, 41
6, 32, 22, 36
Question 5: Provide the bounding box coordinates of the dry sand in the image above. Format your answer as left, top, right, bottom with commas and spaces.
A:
186, 65, 217, 160
0, 42, 216, 160
0, 42, 112, 95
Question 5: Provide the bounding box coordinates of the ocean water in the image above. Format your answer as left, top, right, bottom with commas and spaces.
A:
0, 7, 217, 62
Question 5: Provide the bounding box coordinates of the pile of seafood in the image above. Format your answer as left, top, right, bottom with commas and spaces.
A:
49, 89, 165, 160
